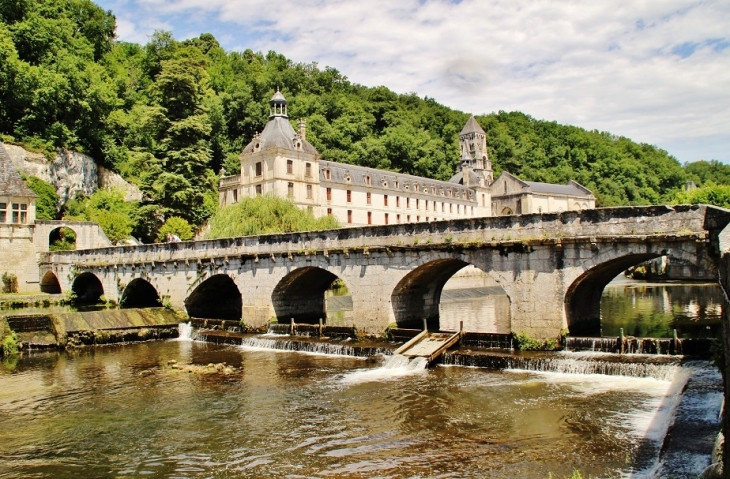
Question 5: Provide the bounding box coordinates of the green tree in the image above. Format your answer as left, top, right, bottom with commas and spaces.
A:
157, 216, 193, 242
22, 175, 58, 219
63, 188, 136, 243
674, 183, 730, 208
206, 195, 339, 239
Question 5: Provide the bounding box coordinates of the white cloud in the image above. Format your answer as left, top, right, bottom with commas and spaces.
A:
98, 0, 730, 162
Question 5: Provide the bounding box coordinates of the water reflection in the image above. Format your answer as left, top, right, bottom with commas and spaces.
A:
0, 341, 690, 478
601, 277, 722, 338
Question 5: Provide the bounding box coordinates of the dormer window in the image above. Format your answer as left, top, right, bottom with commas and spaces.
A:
324, 169, 331, 180
394, 181, 399, 189
414, 184, 420, 192
364, 175, 371, 186
344, 173, 351, 183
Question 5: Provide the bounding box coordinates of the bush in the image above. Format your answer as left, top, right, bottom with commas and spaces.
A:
22, 176, 59, 220
157, 216, 194, 242
1, 273, 18, 293
512, 331, 560, 351
206, 194, 340, 239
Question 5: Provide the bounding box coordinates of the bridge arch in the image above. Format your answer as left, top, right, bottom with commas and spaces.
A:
72, 272, 105, 304
121, 278, 161, 308
391, 259, 510, 331
40, 271, 62, 294
48, 226, 76, 251
564, 247, 708, 336
185, 274, 242, 320
271, 267, 348, 324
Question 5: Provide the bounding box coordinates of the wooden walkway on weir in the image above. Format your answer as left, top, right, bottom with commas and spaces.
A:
393, 320, 462, 365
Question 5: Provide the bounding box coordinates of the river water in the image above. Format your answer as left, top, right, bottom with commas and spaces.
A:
0, 334, 702, 479
0, 279, 723, 478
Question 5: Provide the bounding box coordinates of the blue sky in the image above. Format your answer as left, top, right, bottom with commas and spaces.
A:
96, 0, 730, 164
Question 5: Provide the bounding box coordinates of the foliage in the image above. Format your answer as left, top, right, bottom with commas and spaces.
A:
63, 188, 136, 243
206, 194, 340, 239
1, 2, 723, 237
512, 331, 559, 351
674, 183, 730, 209
1, 273, 18, 293
1, 329, 18, 356
22, 175, 58, 219
157, 216, 194, 242
49, 226, 76, 251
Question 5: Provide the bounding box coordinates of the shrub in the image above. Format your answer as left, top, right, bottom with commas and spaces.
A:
1, 273, 18, 293
512, 331, 560, 351
157, 216, 194, 242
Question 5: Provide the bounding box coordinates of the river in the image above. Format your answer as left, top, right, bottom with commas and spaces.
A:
0, 279, 723, 478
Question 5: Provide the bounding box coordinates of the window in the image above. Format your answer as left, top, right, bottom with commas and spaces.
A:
347, 210, 352, 224
367, 212, 372, 224
471, 206, 474, 215
416, 216, 420, 221
384, 213, 389, 225
324, 169, 331, 180
306, 184, 313, 199
397, 214, 401, 223
441, 202, 445, 212
394, 181, 399, 189
327, 208, 333, 216
232, 189, 238, 203
415, 199, 419, 210
364, 175, 371, 186
288, 182, 294, 198
482, 194, 486, 207
326, 187, 332, 201
366, 192, 372, 205
449, 204, 453, 213
396, 196, 400, 207
12, 203, 27, 224
347, 190, 352, 203
407, 215, 411, 222
426, 217, 429, 222
0, 202, 6, 223
457, 205, 461, 214
256, 185, 262, 195
406, 198, 410, 209
425, 200, 429, 211
255, 162, 262, 177
287, 160, 293, 174
305, 163, 312, 177
384, 195, 388, 207
504, 181, 508, 194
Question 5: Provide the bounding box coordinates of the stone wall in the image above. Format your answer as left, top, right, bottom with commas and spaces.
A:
0, 224, 39, 291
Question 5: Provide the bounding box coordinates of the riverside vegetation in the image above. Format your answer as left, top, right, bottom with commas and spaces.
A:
3, 0, 730, 243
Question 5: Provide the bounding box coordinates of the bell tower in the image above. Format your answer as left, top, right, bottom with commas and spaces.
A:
459, 115, 493, 186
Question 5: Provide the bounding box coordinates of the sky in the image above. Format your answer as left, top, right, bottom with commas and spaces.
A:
96, 0, 730, 164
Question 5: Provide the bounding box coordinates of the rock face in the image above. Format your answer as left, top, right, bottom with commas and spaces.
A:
2, 143, 142, 207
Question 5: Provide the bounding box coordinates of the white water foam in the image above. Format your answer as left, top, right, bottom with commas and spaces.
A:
175, 322, 195, 341
340, 354, 429, 385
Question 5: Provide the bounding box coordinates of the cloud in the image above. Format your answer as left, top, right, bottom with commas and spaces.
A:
97, 0, 730, 162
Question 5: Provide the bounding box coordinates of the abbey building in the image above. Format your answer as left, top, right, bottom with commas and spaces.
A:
219, 91, 595, 226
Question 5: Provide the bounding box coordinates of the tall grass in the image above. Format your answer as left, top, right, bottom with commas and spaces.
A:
206, 194, 340, 239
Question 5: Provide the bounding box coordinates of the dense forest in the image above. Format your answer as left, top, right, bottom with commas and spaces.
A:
1, 0, 727, 242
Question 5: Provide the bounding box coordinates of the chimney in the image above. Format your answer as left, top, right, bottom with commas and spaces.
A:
298, 119, 306, 141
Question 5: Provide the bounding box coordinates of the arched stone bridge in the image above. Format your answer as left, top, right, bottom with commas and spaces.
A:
38, 205, 730, 338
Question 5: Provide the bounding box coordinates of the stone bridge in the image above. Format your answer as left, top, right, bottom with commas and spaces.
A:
38, 205, 730, 337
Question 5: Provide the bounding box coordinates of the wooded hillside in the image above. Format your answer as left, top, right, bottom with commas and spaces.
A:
0, 0, 719, 240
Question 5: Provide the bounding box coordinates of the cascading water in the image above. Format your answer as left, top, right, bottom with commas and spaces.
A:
266, 323, 291, 335
340, 354, 429, 384
176, 322, 195, 341
240, 336, 391, 358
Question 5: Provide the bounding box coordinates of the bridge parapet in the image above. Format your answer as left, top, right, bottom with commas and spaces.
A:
38, 205, 729, 267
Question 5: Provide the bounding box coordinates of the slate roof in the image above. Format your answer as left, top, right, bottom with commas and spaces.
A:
523, 180, 593, 197
460, 115, 485, 136
242, 117, 319, 155
0, 143, 37, 198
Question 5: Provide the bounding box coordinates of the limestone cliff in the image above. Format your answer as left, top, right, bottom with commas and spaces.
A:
2, 144, 142, 207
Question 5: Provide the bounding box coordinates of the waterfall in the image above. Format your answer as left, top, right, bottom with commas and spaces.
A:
442, 351, 681, 380
340, 354, 429, 384
266, 323, 291, 335
240, 336, 391, 358
564, 336, 680, 355
176, 322, 195, 341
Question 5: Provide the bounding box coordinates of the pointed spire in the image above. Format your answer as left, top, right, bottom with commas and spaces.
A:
460, 115, 485, 136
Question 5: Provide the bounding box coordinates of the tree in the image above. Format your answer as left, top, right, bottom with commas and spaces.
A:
22, 175, 58, 219
157, 216, 193, 242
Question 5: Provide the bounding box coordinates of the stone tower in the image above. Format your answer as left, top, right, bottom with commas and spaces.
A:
458, 115, 493, 186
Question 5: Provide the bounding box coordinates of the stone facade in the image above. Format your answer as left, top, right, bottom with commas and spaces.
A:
219, 91, 594, 225
0, 143, 112, 292
490, 171, 595, 215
